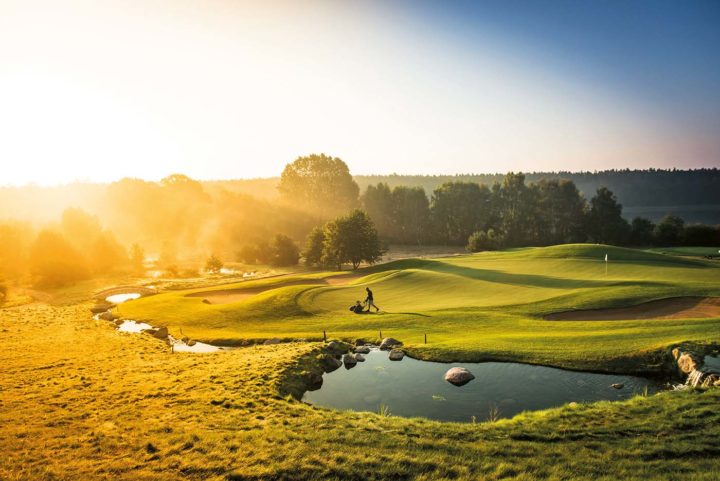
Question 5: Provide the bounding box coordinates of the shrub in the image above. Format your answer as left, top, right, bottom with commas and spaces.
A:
467, 229, 504, 252
205, 254, 223, 274
270, 234, 300, 267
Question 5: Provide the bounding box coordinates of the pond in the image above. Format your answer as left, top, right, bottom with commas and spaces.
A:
105, 293, 141, 304
302, 350, 664, 423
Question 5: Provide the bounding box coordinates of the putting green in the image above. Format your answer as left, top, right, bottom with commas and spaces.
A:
117, 244, 720, 369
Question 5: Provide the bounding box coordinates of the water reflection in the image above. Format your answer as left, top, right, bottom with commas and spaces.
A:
303, 350, 663, 423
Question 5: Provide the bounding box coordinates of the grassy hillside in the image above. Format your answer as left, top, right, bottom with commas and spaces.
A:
2, 302, 720, 481
118, 244, 720, 371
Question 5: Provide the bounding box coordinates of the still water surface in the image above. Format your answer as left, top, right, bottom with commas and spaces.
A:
303, 350, 664, 423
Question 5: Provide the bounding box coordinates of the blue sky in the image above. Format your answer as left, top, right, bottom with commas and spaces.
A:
0, 0, 718, 184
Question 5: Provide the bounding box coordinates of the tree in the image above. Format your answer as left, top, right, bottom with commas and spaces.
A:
654, 215, 685, 246
586, 187, 630, 244
532, 179, 587, 245
29, 229, 89, 287
361, 183, 394, 239
303, 227, 326, 267
129, 243, 145, 275
497, 173, 536, 246
278, 154, 359, 217
392, 186, 430, 244
205, 254, 224, 273
89, 231, 128, 274
629, 217, 656, 246
270, 234, 300, 267
683, 224, 719, 246
430, 182, 492, 245
322, 210, 383, 269
238, 245, 259, 264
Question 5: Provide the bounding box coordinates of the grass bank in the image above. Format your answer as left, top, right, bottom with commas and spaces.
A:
118, 244, 720, 372
2, 302, 720, 481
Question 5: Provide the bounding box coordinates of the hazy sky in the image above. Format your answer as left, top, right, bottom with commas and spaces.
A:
1, 0, 719, 185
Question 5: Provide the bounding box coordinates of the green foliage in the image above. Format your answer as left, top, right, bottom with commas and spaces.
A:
655, 214, 685, 246
466, 228, 504, 252
205, 254, 224, 273
430, 181, 492, 244
322, 210, 383, 269
630, 217, 656, 245
683, 224, 719, 247
587, 187, 630, 244
29, 229, 89, 287
270, 234, 300, 267
362, 183, 430, 244
278, 153, 359, 217
302, 227, 326, 267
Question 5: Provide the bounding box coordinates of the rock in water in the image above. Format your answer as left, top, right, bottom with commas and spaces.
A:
677, 352, 701, 374
611, 383, 624, 389
355, 339, 365, 346
152, 327, 169, 339
263, 337, 281, 345
354, 353, 366, 362
326, 341, 349, 354
380, 338, 402, 350
354, 346, 371, 354
444, 367, 475, 386
99, 310, 116, 321
343, 354, 357, 366
388, 349, 404, 361
321, 355, 343, 373
187, 339, 197, 346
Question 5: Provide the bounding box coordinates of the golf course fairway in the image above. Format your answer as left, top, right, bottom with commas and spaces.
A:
118, 244, 720, 371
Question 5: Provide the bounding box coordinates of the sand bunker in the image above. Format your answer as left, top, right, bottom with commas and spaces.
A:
545, 297, 720, 321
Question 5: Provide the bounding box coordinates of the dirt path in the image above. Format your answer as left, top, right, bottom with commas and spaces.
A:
545, 296, 720, 321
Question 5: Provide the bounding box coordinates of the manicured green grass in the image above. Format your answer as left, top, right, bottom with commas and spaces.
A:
2, 302, 720, 481
647, 246, 720, 258
118, 244, 720, 371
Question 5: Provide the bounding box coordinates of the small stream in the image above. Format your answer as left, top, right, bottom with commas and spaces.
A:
303, 349, 665, 423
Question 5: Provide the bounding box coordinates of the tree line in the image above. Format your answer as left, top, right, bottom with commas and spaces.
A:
360, 173, 719, 250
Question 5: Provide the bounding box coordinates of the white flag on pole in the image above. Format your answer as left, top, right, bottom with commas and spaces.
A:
604, 254, 608, 262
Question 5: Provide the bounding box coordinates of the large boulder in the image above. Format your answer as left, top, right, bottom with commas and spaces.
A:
152, 327, 169, 339
444, 367, 475, 386
304, 371, 323, 391
677, 352, 702, 374
354, 353, 366, 362
326, 341, 350, 355
354, 346, 371, 354
98, 310, 116, 321
263, 338, 281, 345
320, 355, 343, 373
380, 338, 402, 350
343, 354, 357, 366
388, 349, 405, 361
355, 339, 366, 346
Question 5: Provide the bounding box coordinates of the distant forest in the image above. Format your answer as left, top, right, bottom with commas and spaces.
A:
209, 169, 720, 223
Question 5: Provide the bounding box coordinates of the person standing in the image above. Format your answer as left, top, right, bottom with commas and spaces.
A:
364, 287, 380, 312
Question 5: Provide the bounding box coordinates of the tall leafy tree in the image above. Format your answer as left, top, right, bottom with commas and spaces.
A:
278, 154, 359, 218
532, 179, 587, 245
303, 227, 326, 267
629, 217, 656, 246
654, 215, 685, 246
392, 186, 430, 244
270, 234, 300, 267
322, 210, 382, 269
497, 173, 536, 246
430, 182, 492, 245
361, 183, 394, 238
586, 187, 630, 244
